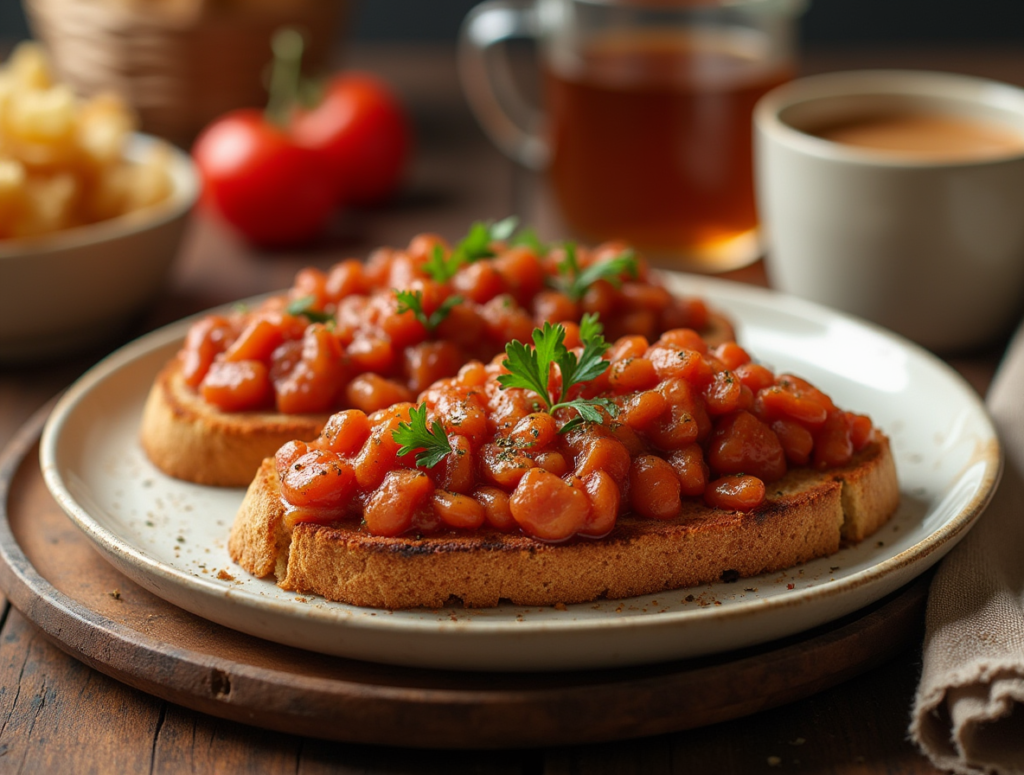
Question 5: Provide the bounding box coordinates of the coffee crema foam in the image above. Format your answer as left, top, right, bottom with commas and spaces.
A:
811, 112, 1024, 162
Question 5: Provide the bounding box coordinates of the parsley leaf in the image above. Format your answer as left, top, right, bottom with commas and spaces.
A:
392, 404, 453, 468
508, 226, 546, 254
458, 221, 495, 261
286, 295, 334, 324
553, 246, 639, 303
488, 215, 520, 242
559, 313, 613, 389
498, 328, 556, 405
420, 217, 546, 284
423, 245, 463, 283
497, 314, 619, 432
394, 290, 463, 332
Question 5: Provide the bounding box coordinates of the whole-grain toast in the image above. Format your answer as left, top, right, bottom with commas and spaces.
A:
140, 360, 330, 487
228, 436, 898, 609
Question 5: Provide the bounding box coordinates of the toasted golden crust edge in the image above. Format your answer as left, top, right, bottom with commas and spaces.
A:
139, 360, 329, 487
228, 437, 898, 609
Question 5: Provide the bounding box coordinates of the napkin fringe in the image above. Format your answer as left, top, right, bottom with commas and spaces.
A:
913, 667, 1024, 774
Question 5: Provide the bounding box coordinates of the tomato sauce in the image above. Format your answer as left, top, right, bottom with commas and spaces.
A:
274, 326, 876, 542
177, 231, 714, 416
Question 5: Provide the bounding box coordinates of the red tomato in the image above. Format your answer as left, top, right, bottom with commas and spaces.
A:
192, 110, 337, 247
291, 73, 412, 206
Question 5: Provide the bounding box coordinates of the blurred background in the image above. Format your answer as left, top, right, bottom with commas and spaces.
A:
1, 0, 1023, 48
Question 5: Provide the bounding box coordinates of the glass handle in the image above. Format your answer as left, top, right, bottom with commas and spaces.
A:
458, 0, 549, 170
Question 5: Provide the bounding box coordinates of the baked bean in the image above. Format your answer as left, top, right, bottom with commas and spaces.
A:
647, 345, 714, 384
620, 282, 671, 312
345, 374, 413, 415
622, 390, 668, 430
667, 444, 708, 497
658, 328, 709, 354
437, 434, 475, 494
704, 475, 766, 511
580, 470, 620, 538
474, 486, 516, 532
703, 370, 746, 416
813, 410, 855, 469
200, 360, 272, 412
609, 357, 659, 393
533, 290, 579, 325
756, 375, 834, 427
432, 490, 486, 530
534, 450, 570, 477
480, 443, 535, 488
181, 315, 234, 388
364, 470, 434, 536
847, 412, 873, 451
492, 247, 545, 304
713, 342, 751, 371
289, 267, 329, 309
319, 409, 372, 455
405, 341, 465, 395
223, 317, 289, 364
629, 455, 681, 520
608, 335, 649, 363
451, 261, 506, 304
509, 469, 591, 542
510, 412, 559, 449
644, 404, 700, 451
580, 279, 617, 318
275, 325, 347, 414
353, 415, 404, 490
734, 362, 775, 393
279, 448, 356, 512
771, 418, 814, 466
324, 259, 368, 301
574, 436, 631, 485
707, 410, 786, 482
347, 335, 394, 375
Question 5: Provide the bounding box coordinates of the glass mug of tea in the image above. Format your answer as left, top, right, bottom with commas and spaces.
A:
459, 0, 806, 272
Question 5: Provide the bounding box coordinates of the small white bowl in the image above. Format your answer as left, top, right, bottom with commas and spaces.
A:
0, 133, 199, 361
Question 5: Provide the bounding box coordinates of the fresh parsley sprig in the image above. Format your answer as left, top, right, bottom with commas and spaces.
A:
420, 216, 542, 284
392, 404, 453, 468
394, 289, 463, 332
554, 244, 639, 303
497, 314, 618, 433
286, 295, 334, 324
423, 245, 463, 283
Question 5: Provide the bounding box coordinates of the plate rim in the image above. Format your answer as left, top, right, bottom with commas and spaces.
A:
37, 276, 1002, 648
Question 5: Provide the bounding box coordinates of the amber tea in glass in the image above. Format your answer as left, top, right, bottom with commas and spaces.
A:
460, 0, 805, 272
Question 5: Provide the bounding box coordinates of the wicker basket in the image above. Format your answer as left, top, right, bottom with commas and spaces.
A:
24, 0, 347, 144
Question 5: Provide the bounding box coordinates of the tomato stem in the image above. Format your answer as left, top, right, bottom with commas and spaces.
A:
266, 27, 306, 126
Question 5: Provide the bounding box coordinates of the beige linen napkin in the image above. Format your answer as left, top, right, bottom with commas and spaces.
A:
911, 321, 1024, 774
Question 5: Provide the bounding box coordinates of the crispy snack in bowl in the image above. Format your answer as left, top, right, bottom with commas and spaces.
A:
0, 41, 173, 240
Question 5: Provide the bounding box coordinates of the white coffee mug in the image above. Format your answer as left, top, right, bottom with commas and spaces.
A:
754, 70, 1024, 353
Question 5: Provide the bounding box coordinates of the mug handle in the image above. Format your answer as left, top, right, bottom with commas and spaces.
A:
458, 0, 550, 170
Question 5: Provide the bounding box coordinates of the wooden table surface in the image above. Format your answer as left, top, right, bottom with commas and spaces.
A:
0, 41, 1018, 773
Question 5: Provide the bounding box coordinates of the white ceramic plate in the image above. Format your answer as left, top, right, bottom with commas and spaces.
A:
39, 275, 1000, 672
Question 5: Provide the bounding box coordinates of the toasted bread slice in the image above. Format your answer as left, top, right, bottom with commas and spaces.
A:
139, 359, 330, 487
141, 310, 736, 487
228, 436, 898, 609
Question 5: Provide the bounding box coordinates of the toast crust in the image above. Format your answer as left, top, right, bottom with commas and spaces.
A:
228, 436, 899, 609
139, 360, 330, 487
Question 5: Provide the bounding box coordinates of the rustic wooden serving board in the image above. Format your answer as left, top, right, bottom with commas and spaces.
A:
0, 409, 929, 750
